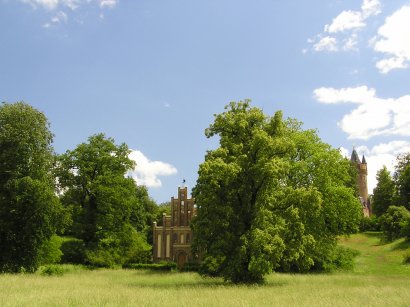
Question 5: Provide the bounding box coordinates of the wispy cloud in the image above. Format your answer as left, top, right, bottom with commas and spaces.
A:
19, 0, 119, 27
309, 0, 381, 52
127, 150, 177, 188
314, 85, 410, 140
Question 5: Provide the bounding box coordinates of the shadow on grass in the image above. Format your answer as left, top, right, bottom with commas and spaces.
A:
124, 271, 287, 289
391, 239, 410, 251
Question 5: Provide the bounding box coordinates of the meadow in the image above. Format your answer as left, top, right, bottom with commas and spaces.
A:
1, 232, 409, 307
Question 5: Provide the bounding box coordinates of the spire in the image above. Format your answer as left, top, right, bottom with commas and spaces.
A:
362, 155, 367, 164
350, 148, 361, 164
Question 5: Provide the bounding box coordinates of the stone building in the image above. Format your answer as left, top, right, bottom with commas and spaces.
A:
351, 148, 371, 217
152, 186, 196, 268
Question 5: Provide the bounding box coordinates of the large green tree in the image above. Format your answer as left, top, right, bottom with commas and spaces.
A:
56, 134, 150, 266
192, 101, 362, 283
373, 166, 395, 217
394, 153, 410, 210
0, 102, 61, 272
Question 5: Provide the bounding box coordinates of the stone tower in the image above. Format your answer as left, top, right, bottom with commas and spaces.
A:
351, 149, 371, 217
152, 186, 196, 268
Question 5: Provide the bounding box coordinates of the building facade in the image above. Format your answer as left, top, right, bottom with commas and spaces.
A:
351, 148, 371, 217
152, 186, 196, 268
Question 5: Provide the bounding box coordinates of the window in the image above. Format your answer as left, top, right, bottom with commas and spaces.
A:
186, 233, 190, 243
173, 233, 178, 243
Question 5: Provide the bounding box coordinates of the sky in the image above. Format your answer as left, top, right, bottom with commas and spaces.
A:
1, 0, 410, 203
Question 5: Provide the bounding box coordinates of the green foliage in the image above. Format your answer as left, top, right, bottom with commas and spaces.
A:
373, 166, 395, 217
316, 246, 359, 272
60, 238, 86, 264
124, 261, 177, 271
360, 216, 380, 232
56, 134, 150, 267
39, 264, 65, 276
380, 206, 410, 241
38, 235, 63, 265
394, 153, 410, 210
0, 102, 63, 273
192, 100, 362, 283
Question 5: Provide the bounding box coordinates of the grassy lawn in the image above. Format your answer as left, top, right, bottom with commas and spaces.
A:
1, 232, 409, 306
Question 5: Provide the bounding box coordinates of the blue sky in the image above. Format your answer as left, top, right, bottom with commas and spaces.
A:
1, 0, 410, 202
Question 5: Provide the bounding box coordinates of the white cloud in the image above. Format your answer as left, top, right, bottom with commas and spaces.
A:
373, 5, 410, 73
310, 0, 381, 53
127, 150, 177, 188
313, 36, 338, 52
325, 10, 365, 33
51, 11, 68, 23
314, 86, 410, 140
354, 141, 410, 193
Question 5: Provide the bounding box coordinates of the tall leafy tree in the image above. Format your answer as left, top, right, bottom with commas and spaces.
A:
56, 134, 150, 266
373, 166, 395, 217
0, 102, 61, 272
192, 100, 362, 283
394, 153, 410, 210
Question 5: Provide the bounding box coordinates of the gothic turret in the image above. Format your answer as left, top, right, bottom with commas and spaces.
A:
351, 149, 371, 217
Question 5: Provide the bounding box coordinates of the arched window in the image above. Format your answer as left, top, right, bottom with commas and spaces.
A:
186, 233, 190, 243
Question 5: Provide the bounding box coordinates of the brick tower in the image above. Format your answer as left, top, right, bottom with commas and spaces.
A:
351, 149, 371, 217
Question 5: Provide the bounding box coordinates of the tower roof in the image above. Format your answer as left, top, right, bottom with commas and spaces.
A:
350, 149, 361, 164
362, 155, 367, 164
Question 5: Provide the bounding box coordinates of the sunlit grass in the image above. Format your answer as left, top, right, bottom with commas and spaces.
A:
1, 233, 409, 306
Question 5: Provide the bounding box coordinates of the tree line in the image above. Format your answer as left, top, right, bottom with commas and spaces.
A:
0, 102, 164, 272
370, 158, 410, 242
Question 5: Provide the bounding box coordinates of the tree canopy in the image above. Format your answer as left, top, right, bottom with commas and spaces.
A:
373, 166, 395, 217
394, 153, 410, 210
191, 100, 362, 283
0, 102, 62, 272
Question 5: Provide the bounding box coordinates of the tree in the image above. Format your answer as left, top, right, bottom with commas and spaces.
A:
394, 153, 410, 210
191, 100, 362, 283
380, 206, 410, 241
0, 102, 62, 272
56, 134, 150, 266
372, 166, 395, 217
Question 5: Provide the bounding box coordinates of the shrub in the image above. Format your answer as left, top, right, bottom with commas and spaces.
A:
380, 206, 410, 242
123, 262, 177, 271
60, 238, 86, 264
38, 235, 63, 265
39, 264, 64, 276
312, 245, 359, 272
181, 261, 200, 272
360, 216, 380, 232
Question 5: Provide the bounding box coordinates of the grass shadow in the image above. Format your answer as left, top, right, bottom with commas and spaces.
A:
391, 239, 410, 251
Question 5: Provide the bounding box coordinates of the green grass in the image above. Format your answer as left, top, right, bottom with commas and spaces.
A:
1, 232, 409, 306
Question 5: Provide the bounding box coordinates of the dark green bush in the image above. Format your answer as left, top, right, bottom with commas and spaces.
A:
123, 261, 177, 271
181, 261, 200, 272
311, 245, 359, 272
60, 238, 86, 264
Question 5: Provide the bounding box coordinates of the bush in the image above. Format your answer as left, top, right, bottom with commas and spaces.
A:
312, 245, 359, 272
60, 238, 86, 264
39, 264, 64, 276
360, 216, 380, 232
380, 206, 410, 242
123, 262, 177, 271
181, 261, 200, 272
38, 235, 63, 265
